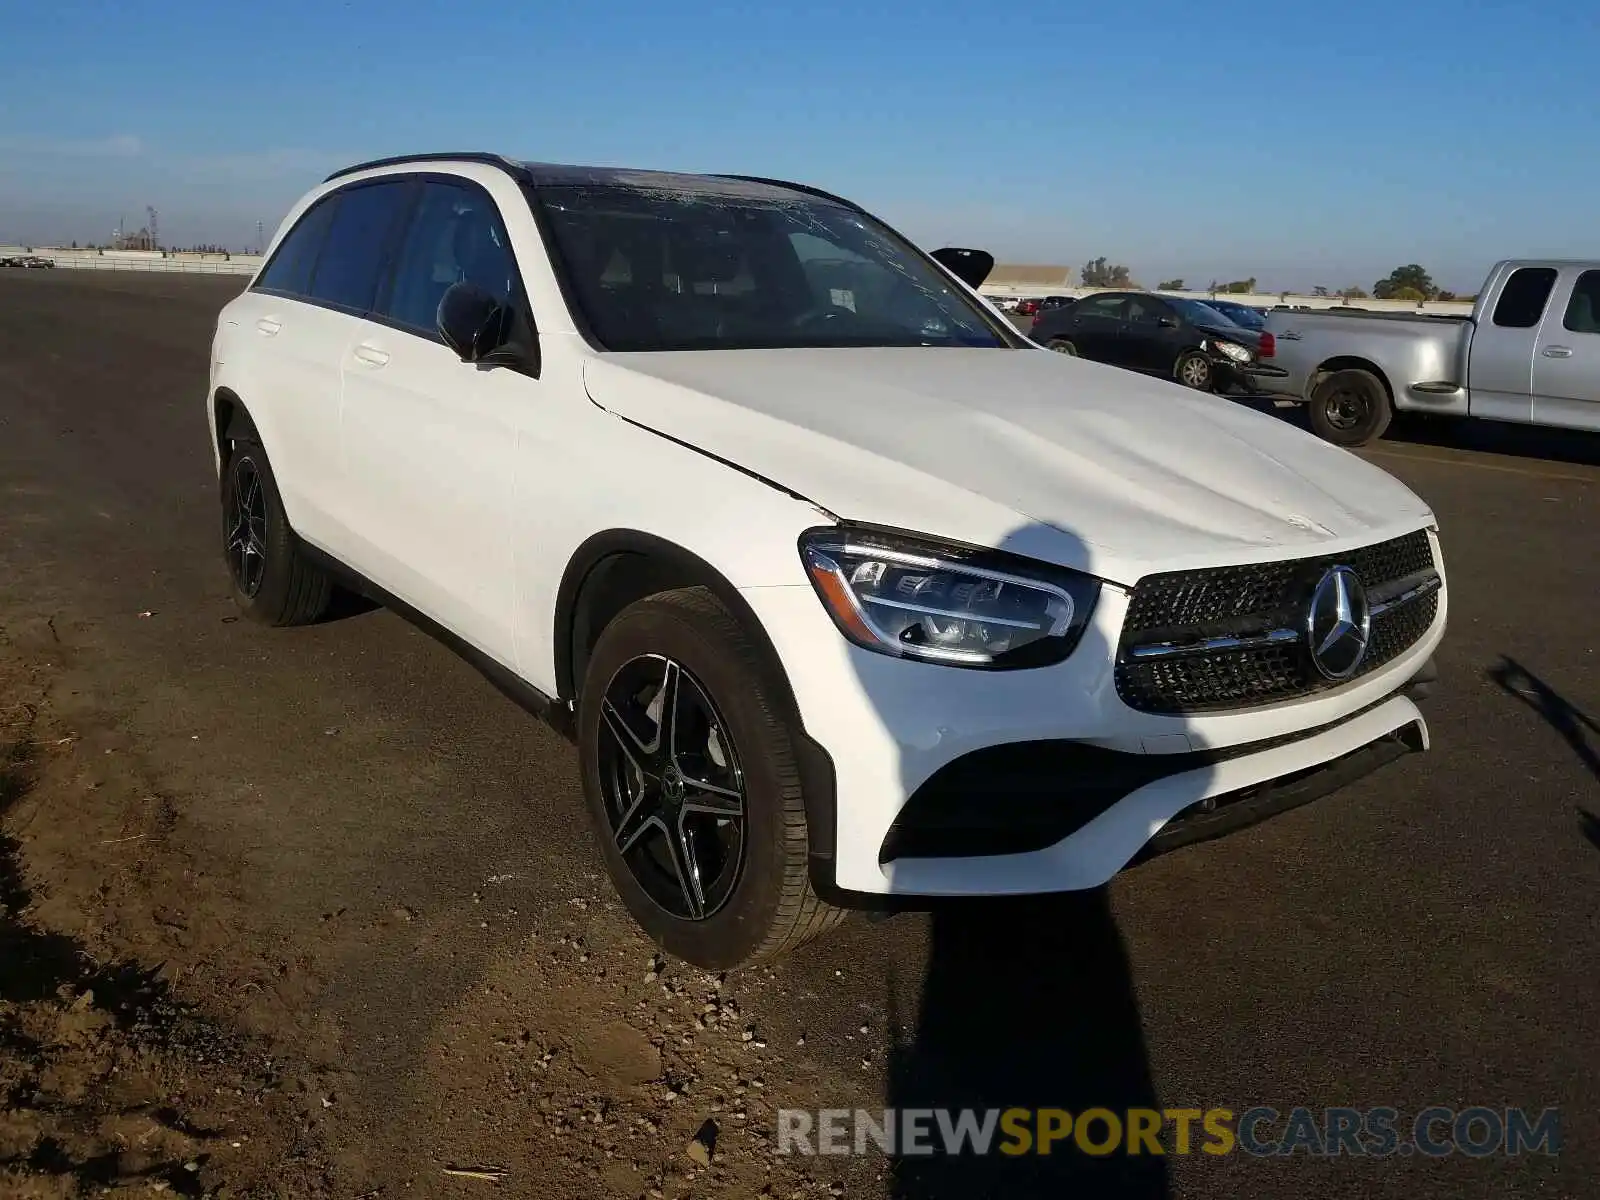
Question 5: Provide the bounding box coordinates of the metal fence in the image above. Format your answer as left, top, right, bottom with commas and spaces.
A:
2, 248, 260, 276
45, 257, 256, 275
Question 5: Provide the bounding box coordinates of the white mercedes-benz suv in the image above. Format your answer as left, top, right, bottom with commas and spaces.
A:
208, 153, 1447, 968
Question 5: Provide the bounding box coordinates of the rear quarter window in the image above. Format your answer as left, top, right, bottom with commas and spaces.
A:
1491, 267, 1558, 329
255, 199, 336, 297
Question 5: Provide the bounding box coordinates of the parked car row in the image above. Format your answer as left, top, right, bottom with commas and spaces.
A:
1010, 294, 1075, 317
0, 254, 56, 268
990, 263, 1600, 444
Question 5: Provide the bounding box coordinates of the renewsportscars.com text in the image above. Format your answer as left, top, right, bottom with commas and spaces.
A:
776, 1106, 1561, 1158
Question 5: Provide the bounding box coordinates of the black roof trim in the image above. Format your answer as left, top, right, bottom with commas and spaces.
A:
714, 175, 869, 214
323, 152, 530, 184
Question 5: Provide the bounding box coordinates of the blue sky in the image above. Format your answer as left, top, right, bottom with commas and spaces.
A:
0, 0, 1592, 291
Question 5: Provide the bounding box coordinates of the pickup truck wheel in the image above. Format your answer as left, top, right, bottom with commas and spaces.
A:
578, 586, 845, 970
1046, 338, 1077, 356
220, 439, 332, 625
1175, 351, 1213, 390
1309, 368, 1392, 446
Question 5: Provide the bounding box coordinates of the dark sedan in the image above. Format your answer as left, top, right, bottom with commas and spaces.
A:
1030, 291, 1287, 393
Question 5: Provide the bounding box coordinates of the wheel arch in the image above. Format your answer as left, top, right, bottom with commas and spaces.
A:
211, 387, 259, 466
556, 530, 784, 704
554, 529, 839, 873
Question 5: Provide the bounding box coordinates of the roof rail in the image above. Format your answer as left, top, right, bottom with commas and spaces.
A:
323, 151, 529, 183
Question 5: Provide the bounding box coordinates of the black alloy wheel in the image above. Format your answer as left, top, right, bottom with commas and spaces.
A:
596, 653, 746, 921
577, 586, 845, 968
224, 454, 269, 598
217, 431, 331, 626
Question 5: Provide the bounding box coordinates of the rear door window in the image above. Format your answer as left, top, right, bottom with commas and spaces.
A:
379, 180, 523, 336
1076, 295, 1126, 321
1561, 270, 1600, 334
1491, 267, 1558, 328
255, 199, 336, 297
1125, 296, 1170, 325
306, 181, 414, 314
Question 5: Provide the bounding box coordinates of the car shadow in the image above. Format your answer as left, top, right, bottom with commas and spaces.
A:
315, 587, 382, 623
1385, 412, 1600, 468
1487, 656, 1599, 783
836, 520, 1174, 1197
1229, 395, 1600, 468
884, 892, 1168, 1198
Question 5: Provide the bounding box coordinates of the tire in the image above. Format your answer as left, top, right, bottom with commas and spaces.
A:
1046, 338, 1078, 356
1308, 368, 1392, 446
577, 586, 844, 969
1175, 350, 1213, 390
220, 436, 332, 626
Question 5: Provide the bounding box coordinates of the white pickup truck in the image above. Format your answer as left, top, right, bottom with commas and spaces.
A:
1263, 259, 1600, 445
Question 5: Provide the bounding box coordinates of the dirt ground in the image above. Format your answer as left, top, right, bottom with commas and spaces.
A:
0, 615, 861, 1197
0, 621, 340, 1195
2, 270, 1596, 1199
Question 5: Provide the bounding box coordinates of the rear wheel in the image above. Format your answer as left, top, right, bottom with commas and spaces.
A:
578, 587, 844, 969
1308, 368, 1392, 446
1175, 350, 1213, 390
220, 437, 331, 625
1046, 338, 1078, 356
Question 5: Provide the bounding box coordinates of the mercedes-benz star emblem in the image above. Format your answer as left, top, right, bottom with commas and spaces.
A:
1306, 565, 1371, 680
661, 767, 686, 805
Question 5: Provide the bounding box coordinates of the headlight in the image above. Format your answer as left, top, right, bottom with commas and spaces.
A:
799, 528, 1099, 669
1214, 340, 1252, 363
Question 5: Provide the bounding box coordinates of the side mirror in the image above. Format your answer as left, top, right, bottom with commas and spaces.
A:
1157, 316, 1178, 328
437, 281, 513, 363
930, 247, 995, 290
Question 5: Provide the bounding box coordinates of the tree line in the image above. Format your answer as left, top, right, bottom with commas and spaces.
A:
1080, 259, 1470, 302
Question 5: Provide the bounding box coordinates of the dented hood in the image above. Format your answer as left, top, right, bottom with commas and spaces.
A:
582, 347, 1434, 585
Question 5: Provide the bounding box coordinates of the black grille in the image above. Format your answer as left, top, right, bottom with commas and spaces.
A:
1116, 531, 1438, 714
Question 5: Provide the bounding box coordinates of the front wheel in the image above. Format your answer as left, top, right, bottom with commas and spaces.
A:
577, 587, 844, 969
1175, 350, 1213, 390
1308, 368, 1392, 446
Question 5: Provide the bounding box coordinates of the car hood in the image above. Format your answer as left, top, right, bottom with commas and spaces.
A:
1196, 321, 1263, 349
582, 348, 1434, 585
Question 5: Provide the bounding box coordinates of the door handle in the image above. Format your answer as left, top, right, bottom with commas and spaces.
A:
1541, 345, 1573, 358
351, 344, 390, 368
256, 317, 282, 336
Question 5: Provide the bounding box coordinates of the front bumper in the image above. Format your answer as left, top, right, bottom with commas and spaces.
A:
1219, 359, 1291, 394
741, 568, 1446, 901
